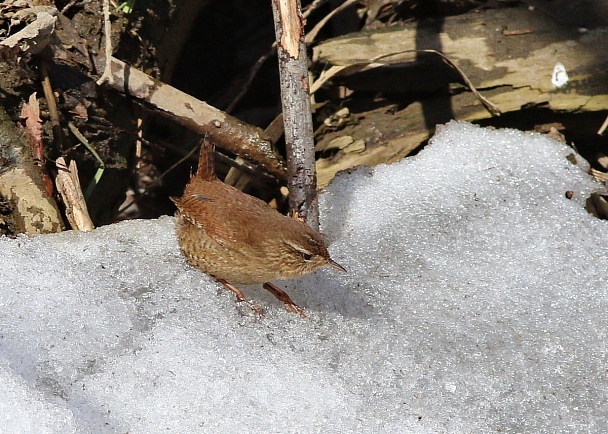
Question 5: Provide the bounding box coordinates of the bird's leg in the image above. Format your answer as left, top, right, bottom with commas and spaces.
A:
216, 278, 264, 316
263, 282, 307, 318
216, 278, 246, 301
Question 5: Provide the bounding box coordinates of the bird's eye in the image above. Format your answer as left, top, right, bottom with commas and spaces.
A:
301, 252, 313, 261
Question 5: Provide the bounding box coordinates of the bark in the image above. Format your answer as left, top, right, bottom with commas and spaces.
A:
271, 0, 319, 229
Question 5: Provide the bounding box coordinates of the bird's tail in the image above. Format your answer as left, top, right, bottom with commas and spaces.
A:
196, 134, 216, 181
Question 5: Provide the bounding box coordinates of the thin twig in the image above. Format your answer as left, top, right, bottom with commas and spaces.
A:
149, 137, 276, 181
224, 0, 332, 114
116, 142, 200, 215
306, 0, 360, 43
598, 114, 608, 135
40, 62, 63, 149
311, 48, 502, 116
302, 0, 330, 18
61, 0, 80, 14
417, 49, 501, 116
226, 44, 277, 114
154, 142, 200, 186
96, 0, 114, 86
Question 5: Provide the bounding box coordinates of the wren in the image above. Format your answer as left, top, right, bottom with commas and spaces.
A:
172, 136, 345, 316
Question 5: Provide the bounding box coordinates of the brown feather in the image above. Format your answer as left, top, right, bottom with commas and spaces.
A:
195, 134, 216, 182
173, 138, 345, 292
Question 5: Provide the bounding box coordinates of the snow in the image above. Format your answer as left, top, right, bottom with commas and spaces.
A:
1, 121, 607, 433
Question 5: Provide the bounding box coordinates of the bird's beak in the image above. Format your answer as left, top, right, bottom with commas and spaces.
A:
327, 258, 347, 273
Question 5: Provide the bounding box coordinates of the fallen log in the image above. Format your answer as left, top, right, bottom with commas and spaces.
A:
311, 5, 608, 186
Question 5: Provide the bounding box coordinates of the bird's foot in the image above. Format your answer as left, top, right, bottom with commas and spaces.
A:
263, 282, 307, 318
216, 278, 265, 317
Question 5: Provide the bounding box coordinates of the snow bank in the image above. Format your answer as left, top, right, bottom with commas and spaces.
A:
1, 122, 606, 433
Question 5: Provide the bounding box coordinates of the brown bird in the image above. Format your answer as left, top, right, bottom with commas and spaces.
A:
172, 136, 345, 316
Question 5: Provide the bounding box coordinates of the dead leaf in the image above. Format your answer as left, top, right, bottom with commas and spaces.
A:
20, 92, 44, 163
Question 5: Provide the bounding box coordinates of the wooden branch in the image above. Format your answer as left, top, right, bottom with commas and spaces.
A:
95, 56, 288, 181
96, 0, 114, 86
271, 0, 319, 228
